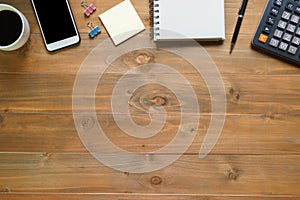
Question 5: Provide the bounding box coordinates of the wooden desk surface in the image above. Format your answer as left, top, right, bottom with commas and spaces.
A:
0, 0, 300, 199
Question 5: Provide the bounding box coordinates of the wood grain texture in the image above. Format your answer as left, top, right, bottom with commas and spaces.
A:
0, 114, 299, 155
0, 153, 299, 194
0, 73, 299, 114
1, 194, 299, 200
0, 0, 299, 199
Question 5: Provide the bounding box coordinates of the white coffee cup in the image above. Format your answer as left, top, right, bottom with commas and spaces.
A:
0, 4, 30, 51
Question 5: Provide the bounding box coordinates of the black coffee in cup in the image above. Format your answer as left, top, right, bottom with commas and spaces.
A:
0, 10, 23, 46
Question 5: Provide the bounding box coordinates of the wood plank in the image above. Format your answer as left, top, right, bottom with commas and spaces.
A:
0, 73, 299, 114
0, 114, 299, 155
1, 194, 298, 200
1, 35, 299, 74
0, 153, 299, 194
1, 34, 299, 74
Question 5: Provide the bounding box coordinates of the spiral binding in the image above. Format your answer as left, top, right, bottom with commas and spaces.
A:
149, 0, 160, 38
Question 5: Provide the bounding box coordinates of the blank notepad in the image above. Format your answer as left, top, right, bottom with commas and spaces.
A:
99, 0, 145, 45
152, 0, 225, 41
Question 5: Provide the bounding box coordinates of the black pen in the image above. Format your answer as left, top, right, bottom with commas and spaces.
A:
230, 0, 249, 54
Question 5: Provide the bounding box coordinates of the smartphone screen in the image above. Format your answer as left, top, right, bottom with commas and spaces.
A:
31, 0, 80, 51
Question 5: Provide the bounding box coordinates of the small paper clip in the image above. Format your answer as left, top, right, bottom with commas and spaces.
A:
81, 0, 96, 17
87, 22, 101, 38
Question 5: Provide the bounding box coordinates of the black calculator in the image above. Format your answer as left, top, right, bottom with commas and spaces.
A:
252, 0, 300, 65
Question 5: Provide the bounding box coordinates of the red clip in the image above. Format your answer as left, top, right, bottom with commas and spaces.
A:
81, 0, 96, 17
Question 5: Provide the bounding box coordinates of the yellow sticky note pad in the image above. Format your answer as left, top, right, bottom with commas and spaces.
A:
99, 0, 146, 45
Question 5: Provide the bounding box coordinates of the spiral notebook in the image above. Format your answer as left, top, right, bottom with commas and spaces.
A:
151, 0, 225, 41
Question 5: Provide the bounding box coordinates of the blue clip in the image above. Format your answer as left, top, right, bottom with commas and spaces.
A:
87, 22, 101, 38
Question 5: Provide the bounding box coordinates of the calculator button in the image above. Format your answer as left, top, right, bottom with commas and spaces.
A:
282, 11, 291, 20
292, 36, 300, 45
283, 33, 293, 42
267, 16, 276, 25
288, 46, 298, 54
291, 15, 300, 23
269, 38, 280, 47
258, 33, 268, 43
274, 0, 283, 7
279, 42, 289, 51
274, 29, 284, 38
286, 3, 294, 11
287, 24, 296, 33
277, 20, 287, 29
270, 7, 280, 16
263, 26, 271, 34
296, 27, 300, 35
295, 6, 300, 14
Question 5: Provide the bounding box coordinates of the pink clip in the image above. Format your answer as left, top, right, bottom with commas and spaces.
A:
81, 0, 96, 17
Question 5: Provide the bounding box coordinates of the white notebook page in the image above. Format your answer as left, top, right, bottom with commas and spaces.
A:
154, 0, 225, 40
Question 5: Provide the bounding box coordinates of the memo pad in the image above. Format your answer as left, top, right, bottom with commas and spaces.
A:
99, 0, 145, 45
151, 0, 225, 41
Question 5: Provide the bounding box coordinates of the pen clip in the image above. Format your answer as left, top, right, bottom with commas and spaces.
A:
238, 0, 248, 15
238, 0, 243, 11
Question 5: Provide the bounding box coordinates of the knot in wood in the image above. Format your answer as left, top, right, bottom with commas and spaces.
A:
263, 114, 275, 120
151, 176, 162, 185
228, 168, 239, 181
80, 117, 94, 130
42, 152, 52, 157
0, 186, 10, 193
229, 87, 240, 101
151, 96, 167, 106
135, 53, 152, 65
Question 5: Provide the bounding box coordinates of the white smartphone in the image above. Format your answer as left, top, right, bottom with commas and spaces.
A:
31, 0, 80, 52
